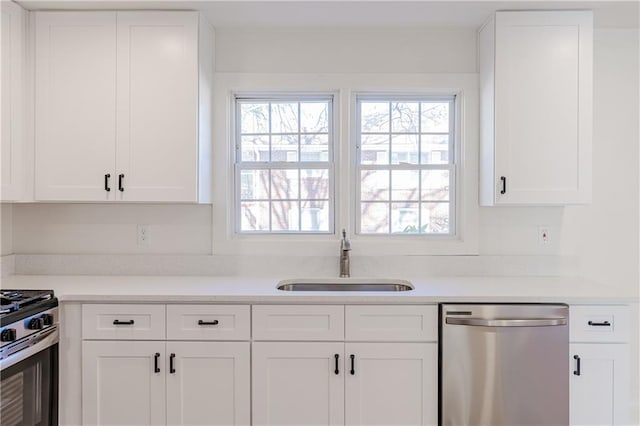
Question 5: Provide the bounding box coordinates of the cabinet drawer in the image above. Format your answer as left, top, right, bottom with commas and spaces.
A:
570, 305, 630, 343
252, 305, 344, 341
346, 305, 438, 342
82, 304, 165, 340
166, 305, 250, 340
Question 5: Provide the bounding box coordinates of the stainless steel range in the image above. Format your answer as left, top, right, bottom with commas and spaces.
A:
0, 289, 59, 426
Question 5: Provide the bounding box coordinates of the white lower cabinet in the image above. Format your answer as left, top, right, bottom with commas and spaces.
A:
345, 343, 437, 426
252, 342, 345, 426
82, 341, 166, 426
166, 342, 250, 426
251, 342, 437, 426
570, 343, 630, 426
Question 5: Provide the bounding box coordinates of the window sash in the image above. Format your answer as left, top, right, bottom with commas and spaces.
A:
234, 95, 335, 234
355, 95, 456, 236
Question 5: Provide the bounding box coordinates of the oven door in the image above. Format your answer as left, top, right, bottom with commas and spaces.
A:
0, 329, 59, 426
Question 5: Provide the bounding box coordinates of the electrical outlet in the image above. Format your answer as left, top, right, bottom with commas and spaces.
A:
538, 227, 550, 245
137, 225, 149, 246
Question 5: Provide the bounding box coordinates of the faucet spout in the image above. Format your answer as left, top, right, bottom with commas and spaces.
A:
340, 229, 351, 278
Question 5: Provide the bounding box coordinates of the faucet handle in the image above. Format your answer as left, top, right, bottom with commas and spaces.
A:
341, 229, 351, 251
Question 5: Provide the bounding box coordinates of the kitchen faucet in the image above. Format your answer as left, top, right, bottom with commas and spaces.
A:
340, 229, 351, 278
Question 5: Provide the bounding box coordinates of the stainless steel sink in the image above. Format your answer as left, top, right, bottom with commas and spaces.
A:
277, 278, 414, 292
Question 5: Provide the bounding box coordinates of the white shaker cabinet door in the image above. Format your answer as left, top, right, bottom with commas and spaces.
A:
166, 342, 250, 426
493, 11, 592, 204
345, 343, 438, 426
35, 12, 117, 201
252, 342, 345, 426
115, 12, 199, 202
82, 341, 166, 426
1, 1, 25, 201
570, 343, 630, 426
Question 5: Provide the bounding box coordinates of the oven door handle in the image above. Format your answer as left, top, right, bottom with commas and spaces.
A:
0, 327, 59, 371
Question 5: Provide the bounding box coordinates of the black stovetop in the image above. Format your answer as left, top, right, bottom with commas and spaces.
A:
0, 290, 57, 326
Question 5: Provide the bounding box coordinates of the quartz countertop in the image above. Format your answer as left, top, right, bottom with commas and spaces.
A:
1, 275, 637, 304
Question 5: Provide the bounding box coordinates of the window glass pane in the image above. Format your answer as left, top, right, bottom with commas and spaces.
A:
271, 170, 299, 200
300, 134, 329, 162
361, 102, 389, 133
361, 170, 389, 201
361, 203, 389, 234
421, 102, 449, 133
391, 170, 419, 201
391, 102, 419, 133
301, 169, 329, 199
301, 102, 329, 133
240, 103, 269, 134
421, 135, 449, 164
421, 170, 450, 201
360, 134, 389, 165
241, 135, 269, 162
391, 134, 419, 165
271, 201, 299, 231
391, 202, 419, 233
301, 200, 329, 232
241, 201, 269, 231
421, 202, 450, 234
271, 135, 298, 162
240, 170, 269, 200
271, 102, 298, 133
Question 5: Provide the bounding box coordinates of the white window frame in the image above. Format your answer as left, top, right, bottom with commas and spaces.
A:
354, 94, 457, 237
233, 94, 336, 235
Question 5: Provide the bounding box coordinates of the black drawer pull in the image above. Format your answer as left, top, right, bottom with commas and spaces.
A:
113, 320, 134, 325
334, 354, 339, 375
588, 321, 611, 327
154, 352, 160, 373
573, 355, 581, 376
170, 353, 176, 374
104, 174, 111, 192
118, 174, 125, 192
500, 176, 507, 194
198, 320, 219, 326
350, 354, 355, 375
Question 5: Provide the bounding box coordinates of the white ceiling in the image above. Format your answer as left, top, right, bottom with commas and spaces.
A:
15, 0, 640, 29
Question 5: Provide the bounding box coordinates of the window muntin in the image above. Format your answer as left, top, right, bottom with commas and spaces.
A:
356, 96, 455, 235
235, 96, 333, 233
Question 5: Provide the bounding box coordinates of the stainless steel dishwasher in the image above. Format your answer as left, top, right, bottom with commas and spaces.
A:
440, 304, 569, 426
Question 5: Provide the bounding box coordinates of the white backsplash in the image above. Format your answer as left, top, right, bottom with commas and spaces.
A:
9, 254, 579, 277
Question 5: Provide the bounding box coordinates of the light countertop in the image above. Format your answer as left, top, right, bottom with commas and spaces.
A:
1, 275, 637, 304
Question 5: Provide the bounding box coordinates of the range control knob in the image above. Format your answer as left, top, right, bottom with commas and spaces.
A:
41, 314, 54, 326
1, 328, 17, 342
28, 318, 44, 330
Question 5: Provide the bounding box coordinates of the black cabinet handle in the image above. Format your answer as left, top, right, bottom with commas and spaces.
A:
334, 354, 339, 375
573, 355, 581, 376
113, 319, 134, 325
154, 352, 160, 373
198, 320, 219, 326
500, 176, 507, 194
350, 354, 355, 375
170, 353, 176, 374
588, 321, 611, 327
104, 174, 111, 192
118, 174, 125, 192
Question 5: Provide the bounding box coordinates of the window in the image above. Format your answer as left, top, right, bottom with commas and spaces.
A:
235, 95, 333, 233
356, 95, 455, 235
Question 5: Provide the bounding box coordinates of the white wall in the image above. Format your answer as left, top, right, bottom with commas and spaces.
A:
7, 26, 640, 289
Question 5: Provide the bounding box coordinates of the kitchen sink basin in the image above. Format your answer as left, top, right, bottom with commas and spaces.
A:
276, 278, 414, 292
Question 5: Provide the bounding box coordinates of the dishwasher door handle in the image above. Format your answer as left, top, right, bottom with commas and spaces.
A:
446, 317, 567, 327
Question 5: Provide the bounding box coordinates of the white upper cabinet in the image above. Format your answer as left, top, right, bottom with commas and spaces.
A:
35, 12, 117, 201
479, 11, 593, 205
34, 11, 213, 202
1, 1, 26, 201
